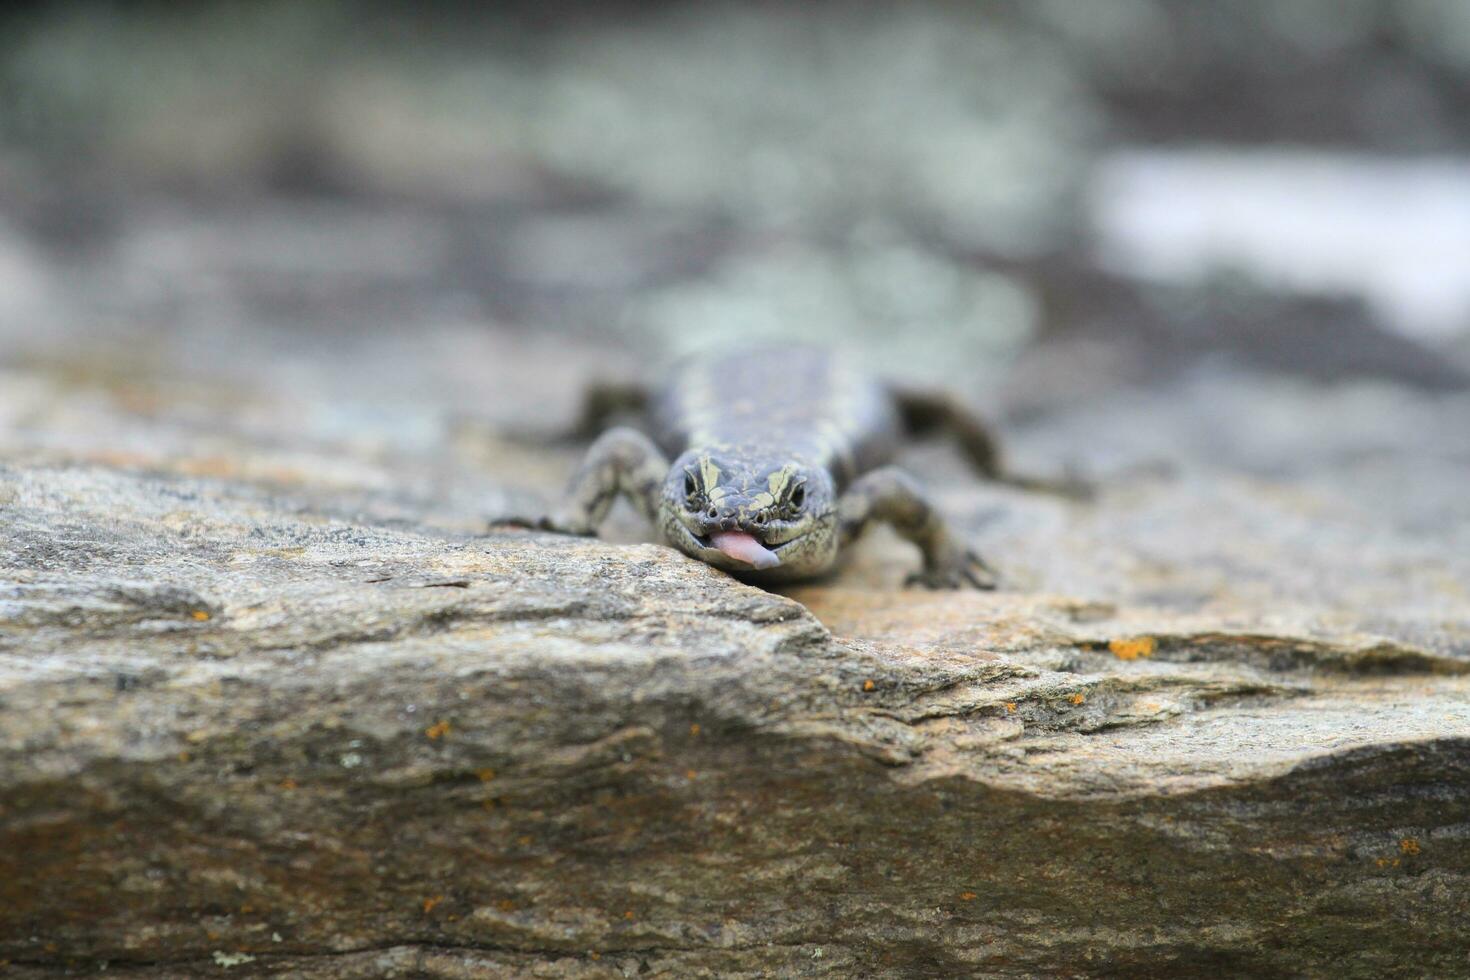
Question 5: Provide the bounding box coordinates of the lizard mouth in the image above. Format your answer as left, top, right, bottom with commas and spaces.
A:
704, 530, 781, 569
685, 526, 802, 570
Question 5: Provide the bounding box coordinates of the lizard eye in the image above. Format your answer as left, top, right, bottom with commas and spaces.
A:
790, 484, 805, 509
683, 473, 699, 500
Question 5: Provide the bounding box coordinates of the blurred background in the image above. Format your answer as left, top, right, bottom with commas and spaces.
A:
1, 0, 1468, 540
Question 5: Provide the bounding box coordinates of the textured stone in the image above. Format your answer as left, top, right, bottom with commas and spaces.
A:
3, 4, 1470, 972
3, 313, 1470, 977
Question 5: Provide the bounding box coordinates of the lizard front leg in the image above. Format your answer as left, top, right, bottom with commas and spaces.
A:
839, 466, 996, 590
540, 426, 669, 536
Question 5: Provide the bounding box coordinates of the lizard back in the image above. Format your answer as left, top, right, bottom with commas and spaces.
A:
649, 348, 901, 491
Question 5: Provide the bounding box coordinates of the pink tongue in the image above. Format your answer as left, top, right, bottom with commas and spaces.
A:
709, 531, 781, 570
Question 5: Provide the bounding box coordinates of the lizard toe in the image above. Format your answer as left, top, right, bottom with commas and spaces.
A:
905, 549, 999, 591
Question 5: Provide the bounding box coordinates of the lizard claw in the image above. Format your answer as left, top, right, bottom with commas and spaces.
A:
905, 548, 999, 591
534, 511, 597, 537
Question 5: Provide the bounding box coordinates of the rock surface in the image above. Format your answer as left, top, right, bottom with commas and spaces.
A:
3, 308, 1469, 978
4, 4, 1470, 976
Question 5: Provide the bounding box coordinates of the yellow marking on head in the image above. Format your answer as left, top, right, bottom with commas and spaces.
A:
767, 467, 793, 499
699, 456, 722, 492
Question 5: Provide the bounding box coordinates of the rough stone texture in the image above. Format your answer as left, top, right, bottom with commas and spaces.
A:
3, 305, 1470, 977
4, 3, 1470, 977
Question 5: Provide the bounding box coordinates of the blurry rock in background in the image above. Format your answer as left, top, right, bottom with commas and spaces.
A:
1091, 149, 1470, 344
0, 0, 1466, 472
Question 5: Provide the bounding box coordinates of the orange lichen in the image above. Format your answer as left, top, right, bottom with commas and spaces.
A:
863, 679, 876, 692
1400, 838, 1421, 855
689, 723, 701, 736
623, 910, 636, 920
279, 778, 298, 791
959, 892, 977, 902
518, 836, 532, 846
425, 720, 451, 740
1003, 702, 1017, 713
190, 610, 212, 622
1109, 636, 1156, 660
177, 751, 191, 763
1069, 693, 1086, 705
497, 899, 516, 912
685, 770, 698, 780
477, 768, 496, 782
422, 895, 444, 914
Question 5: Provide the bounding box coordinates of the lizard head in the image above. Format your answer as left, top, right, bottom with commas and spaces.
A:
658, 450, 839, 580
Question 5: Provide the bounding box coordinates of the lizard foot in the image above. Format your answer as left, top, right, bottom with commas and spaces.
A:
488, 513, 597, 537
537, 512, 597, 537
905, 548, 999, 591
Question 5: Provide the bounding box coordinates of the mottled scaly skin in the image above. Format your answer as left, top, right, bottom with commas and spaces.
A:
651, 349, 902, 491
539, 348, 996, 588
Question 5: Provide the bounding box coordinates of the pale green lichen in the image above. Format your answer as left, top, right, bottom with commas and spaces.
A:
211, 951, 256, 968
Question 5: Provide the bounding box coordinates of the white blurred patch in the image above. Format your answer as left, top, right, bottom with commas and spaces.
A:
1090, 150, 1470, 341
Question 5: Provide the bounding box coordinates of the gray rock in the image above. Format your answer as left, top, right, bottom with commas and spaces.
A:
2, 5, 1469, 967
2, 315, 1469, 978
